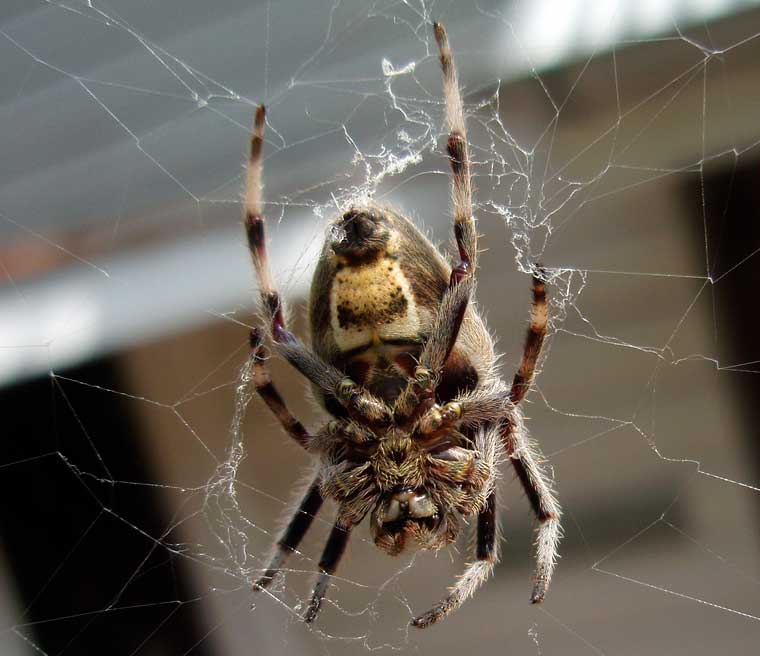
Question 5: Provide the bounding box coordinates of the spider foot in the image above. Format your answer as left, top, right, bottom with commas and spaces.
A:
410, 594, 459, 629
303, 595, 323, 624
530, 578, 548, 604
303, 571, 330, 624
253, 570, 278, 592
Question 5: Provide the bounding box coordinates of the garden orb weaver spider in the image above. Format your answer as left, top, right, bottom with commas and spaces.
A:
244, 22, 561, 628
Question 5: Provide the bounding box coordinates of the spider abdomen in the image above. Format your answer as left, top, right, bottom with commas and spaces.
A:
310, 206, 488, 410
327, 250, 429, 401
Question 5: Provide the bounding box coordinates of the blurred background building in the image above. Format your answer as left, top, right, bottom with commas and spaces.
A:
1, 0, 760, 654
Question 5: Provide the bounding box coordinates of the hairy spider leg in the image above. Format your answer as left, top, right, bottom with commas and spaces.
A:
504, 417, 561, 604
411, 270, 559, 625
243, 105, 391, 425
510, 272, 548, 404
416, 381, 508, 436
393, 22, 478, 421
393, 278, 473, 420
435, 22, 477, 285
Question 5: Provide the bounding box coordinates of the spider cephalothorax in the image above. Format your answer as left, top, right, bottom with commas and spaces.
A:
313, 416, 494, 557
244, 22, 561, 629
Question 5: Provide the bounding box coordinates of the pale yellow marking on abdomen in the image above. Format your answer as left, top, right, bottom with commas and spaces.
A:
330, 256, 420, 352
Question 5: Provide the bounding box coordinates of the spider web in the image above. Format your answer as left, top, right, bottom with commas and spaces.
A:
2, 0, 760, 654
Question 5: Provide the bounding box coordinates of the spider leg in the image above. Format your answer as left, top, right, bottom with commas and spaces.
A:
427, 20, 477, 359
303, 519, 354, 624
503, 417, 561, 603
394, 278, 473, 420
418, 383, 561, 604
254, 478, 324, 590
404, 29, 546, 419
419, 276, 474, 375
411, 492, 497, 628
394, 23, 477, 420
510, 271, 548, 405
434, 22, 476, 284
244, 106, 390, 426
414, 268, 548, 429
249, 328, 311, 448
245, 106, 286, 341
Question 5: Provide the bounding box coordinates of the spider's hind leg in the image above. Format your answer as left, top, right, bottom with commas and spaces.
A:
249, 328, 311, 449
244, 104, 290, 344
393, 22, 479, 421
243, 106, 321, 357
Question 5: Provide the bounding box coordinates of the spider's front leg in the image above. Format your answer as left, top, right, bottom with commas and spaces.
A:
510, 271, 549, 405
498, 269, 559, 601
504, 416, 561, 603
249, 328, 311, 448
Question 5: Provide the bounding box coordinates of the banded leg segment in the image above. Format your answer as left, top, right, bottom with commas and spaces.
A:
394, 24, 478, 421
250, 328, 310, 448
434, 22, 476, 284
419, 22, 477, 381
254, 479, 324, 590
303, 520, 354, 624
411, 492, 497, 628
510, 272, 548, 405
244, 104, 289, 344
243, 105, 391, 426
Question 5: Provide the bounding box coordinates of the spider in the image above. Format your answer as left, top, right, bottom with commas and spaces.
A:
244, 22, 560, 628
